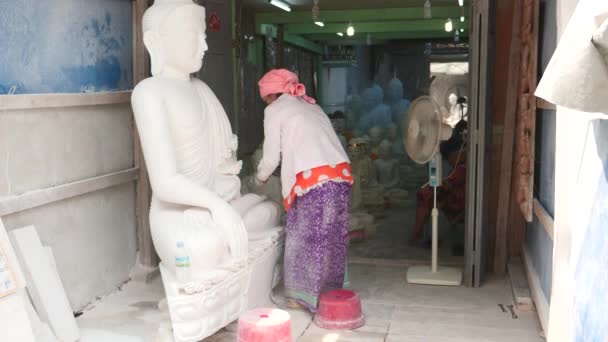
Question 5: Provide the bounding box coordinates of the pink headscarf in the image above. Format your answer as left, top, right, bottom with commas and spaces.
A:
258, 69, 316, 104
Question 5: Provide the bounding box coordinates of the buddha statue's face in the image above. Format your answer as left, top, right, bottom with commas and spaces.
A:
387, 79, 404, 102
143, 4, 208, 76
368, 126, 384, 146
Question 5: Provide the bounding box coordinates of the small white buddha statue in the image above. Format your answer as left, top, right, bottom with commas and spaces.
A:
132, 0, 280, 292
373, 140, 400, 188
367, 125, 385, 158
373, 140, 410, 207
358, 84, 392, 132
386, 78, 411, 124
346, 138, 377, 238
386, 122, 405, 157
348, 137, 384, 214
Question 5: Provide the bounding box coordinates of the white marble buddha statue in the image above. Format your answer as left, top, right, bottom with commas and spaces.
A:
131, 0, 280, 291
349, 136, 384, 212
358, 84, 392, 132
367, 125, 385, 158
346, 138, 377, 237
386, 78, 411, 125
373, 140, 410, 207
373, 139, 401, 188
386, 122, 406, 157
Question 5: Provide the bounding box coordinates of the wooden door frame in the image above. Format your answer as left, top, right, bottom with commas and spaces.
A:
464, 0, 494, 287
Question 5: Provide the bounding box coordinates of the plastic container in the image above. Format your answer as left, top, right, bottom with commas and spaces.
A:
314, 289, 364, 330
238, 308, 291, 342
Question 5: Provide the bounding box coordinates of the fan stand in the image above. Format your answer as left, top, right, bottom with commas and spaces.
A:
407, 155, 462, 286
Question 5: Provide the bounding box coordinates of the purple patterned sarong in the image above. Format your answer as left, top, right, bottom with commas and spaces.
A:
284, 181, 351, 312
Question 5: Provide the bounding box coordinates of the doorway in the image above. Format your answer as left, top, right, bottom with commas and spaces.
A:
240, 0, 493, 287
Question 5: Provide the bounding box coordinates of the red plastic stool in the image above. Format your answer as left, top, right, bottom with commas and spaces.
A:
314, 289, 365, 330
238, 308, 292, 342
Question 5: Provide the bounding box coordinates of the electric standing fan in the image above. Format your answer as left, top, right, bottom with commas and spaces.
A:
402, 96, 463, 286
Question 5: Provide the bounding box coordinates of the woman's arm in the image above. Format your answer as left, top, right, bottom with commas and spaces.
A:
256, 106, 282, 182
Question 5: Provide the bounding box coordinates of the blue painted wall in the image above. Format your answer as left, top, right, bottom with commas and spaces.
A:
0, 0, 133, 94
526, 0, 556, 303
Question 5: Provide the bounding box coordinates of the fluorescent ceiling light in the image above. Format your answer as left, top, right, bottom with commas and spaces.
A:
445, 18, 453, 32
460, 28, 464, 32
337, 32, 344, 36
269, 0, 291, 12
460, 16, 465, 22
346, 23, 355, 36
458, 0, 464, 6
314, 21, 324, 27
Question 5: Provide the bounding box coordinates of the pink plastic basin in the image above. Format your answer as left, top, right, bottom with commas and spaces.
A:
238, 308, 292, 342
314, 289, 365, 330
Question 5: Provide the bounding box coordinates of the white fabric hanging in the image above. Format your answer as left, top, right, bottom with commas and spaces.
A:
535, 0, 608, 114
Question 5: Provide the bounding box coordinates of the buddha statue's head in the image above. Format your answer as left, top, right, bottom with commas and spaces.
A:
368, 125, 384, 146
362, 84, 383, 110
142, 0, 208, 77
387, 78, 404, 103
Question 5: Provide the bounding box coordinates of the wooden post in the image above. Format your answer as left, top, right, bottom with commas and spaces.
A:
494, 0, 522, 275
132, 0, 158, 271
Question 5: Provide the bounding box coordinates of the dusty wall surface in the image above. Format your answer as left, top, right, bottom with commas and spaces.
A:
0, 0, 137, 311
0, 0, 133, 94
0, 104, 137, 310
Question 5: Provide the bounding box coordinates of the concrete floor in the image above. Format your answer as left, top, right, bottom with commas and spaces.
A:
77, 263, 544, 342
348, 207, 464, 262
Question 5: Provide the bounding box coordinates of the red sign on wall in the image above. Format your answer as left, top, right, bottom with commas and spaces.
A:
208, 11, 221, 32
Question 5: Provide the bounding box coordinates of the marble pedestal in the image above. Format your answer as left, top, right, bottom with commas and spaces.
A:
160, 228, 284, 342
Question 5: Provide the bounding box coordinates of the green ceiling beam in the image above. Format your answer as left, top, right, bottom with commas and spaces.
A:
306, 30, 469, 42
284, 19, 467, 35
255, 6, 469, 25
259, 24, 324, 55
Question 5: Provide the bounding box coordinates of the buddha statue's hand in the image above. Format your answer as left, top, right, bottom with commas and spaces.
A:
210, 201, 248, 262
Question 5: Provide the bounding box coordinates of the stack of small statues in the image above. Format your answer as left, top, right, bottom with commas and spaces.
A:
327, 78, 426, 242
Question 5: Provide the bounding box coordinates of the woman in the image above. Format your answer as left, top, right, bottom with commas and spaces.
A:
255, 69, 353, 312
